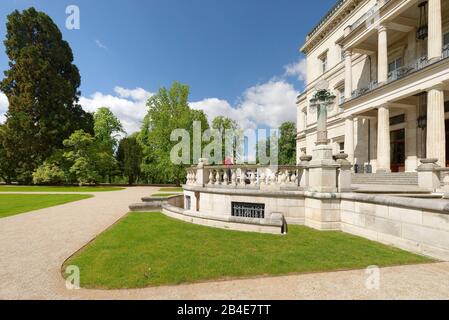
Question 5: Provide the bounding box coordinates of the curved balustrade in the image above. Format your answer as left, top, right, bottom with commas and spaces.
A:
186, 165, 307, 190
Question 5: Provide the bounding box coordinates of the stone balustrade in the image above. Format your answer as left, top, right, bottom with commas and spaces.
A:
187, 165, 308, 190
186, 153, 353, 193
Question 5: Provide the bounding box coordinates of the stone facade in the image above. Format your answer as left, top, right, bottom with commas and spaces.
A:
298, 0, 449, 173
340, 193, 449, 261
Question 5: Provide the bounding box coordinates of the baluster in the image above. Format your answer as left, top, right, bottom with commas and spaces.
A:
208, 170, 214, 185
260, 172, 266, 186
215, 170, 221, 185
223, 170, 229, 185
240, 169, 246, 186
280, 170, 287, 185
250, 171, 256, 185
267, 172, 272, 185
231, 169, 237, 186
291, 171, 297, 186
276, 170, 281, 185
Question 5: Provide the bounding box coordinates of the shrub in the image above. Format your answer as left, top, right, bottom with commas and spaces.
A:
32, 163, 66, 185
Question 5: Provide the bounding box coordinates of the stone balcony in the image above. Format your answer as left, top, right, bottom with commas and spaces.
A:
348, 50, 449, 103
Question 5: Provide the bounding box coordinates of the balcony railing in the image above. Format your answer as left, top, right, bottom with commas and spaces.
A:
388, 56, 429, 82
444, 44, 449, 59
349, 51, 448, 102
351, 80, 378, 100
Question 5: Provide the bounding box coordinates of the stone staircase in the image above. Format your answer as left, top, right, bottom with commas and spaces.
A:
351, 172, 419, 186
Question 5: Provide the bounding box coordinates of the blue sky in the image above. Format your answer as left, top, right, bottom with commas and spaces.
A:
0, 0, 336, 133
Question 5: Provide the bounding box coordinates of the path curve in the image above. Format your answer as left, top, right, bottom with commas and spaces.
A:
0, 187, 157, 299
0, 187, 448, 300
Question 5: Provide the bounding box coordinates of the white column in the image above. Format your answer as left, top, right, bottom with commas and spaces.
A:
405, 108, 418, 172
344, 50, 353, 100
428, 0, 442, 61
378, 25, 388, 84
344, 116, 355, 164
377, 105, 391, 172
426, 86, 446, 166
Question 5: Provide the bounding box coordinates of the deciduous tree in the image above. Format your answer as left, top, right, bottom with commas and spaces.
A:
278, 122, 297, 165
63, 130, 100, 185
117, 134, 143, 185
139, 82, 209, 185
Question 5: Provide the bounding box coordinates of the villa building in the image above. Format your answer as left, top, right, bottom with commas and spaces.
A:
134, 0, 449, 261
297, 0, 449, 173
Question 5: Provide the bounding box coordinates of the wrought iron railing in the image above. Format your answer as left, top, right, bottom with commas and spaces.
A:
348, 51, 449, 102
388, 56, 428, 82
351, 80, 378, 100
443, 44, 449, 59
232, 202, 265, 219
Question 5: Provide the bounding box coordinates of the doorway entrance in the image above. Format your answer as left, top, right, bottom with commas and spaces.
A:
391, 129, 405, 172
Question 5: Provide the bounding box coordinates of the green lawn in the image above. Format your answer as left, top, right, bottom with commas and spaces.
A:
64, 212, 431, 289
0, 194, 93, 219
0, 186, 124, 192
158, 187, 183, 193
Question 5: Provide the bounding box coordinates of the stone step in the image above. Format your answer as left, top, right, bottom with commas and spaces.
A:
351, 173, 418, 186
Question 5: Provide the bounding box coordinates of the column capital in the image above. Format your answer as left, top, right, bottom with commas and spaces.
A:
344, 50, 353, 58
426, 83, 446, 92
343, 114, 354, 121
377, 103, 390, 110
344, 25, 352, 37
377, 24, 388, 33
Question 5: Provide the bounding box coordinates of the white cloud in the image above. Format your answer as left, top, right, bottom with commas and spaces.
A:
3, 78, 299, 135
114, 87, 151, 101
283, 58, 307, 82
79, 87, 152, 134
190, 80, 298, 130
1, 88, 151, 134
0, 92, 9, 123
95, 39, 108, 50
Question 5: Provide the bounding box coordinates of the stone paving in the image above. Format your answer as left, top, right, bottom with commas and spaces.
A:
0, 187, 448, 300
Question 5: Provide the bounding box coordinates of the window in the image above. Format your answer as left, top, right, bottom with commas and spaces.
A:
231, 202, 265, 219
185, 196, 191, 211
339, 142, 345, 153
390, 114, 405, 126
444, 32, 449, 46
338, 44, 345, 62
321, 55, 328, 73
388, 58, 403, 73
388, 57, 403, 81
338, 87, 345, 105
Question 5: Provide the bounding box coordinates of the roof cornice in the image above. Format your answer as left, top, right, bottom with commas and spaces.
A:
300, 0, 366, 54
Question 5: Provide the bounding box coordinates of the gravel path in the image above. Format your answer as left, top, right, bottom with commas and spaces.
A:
0, 187, 448, 300
0, 187, 157, 299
